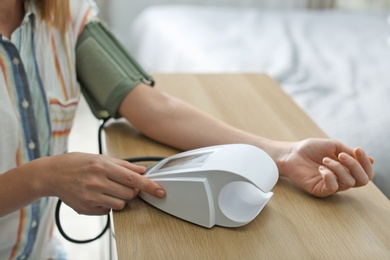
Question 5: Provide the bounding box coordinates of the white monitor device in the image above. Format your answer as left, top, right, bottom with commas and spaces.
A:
138, 144, 279, 228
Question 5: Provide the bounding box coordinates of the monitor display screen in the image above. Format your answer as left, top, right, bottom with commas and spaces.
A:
156, 151, 214, 172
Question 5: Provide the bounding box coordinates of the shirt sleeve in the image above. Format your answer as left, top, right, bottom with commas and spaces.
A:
70, 0, 99, 38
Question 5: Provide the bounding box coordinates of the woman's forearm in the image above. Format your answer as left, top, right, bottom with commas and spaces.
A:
0, 159, 46, 217
118, 84, 376, 198
119, 84, 290, 174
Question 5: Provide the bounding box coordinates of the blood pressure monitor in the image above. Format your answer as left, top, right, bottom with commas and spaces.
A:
139, 144, 279, 228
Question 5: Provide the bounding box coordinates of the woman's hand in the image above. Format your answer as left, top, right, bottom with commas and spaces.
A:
278, 138, 374, 198
36, 153, 165, 215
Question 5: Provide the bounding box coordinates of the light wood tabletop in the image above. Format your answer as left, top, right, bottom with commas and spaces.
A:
104, 73, 390, 259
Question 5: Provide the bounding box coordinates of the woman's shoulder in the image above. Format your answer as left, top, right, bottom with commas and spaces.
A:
69, 0, 99, 24
69, 0, 99, 35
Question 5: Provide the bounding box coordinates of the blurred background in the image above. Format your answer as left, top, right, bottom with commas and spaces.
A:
96, 0, 389, 51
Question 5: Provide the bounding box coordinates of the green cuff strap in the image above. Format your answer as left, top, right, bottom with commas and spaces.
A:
76, 20, 154, 119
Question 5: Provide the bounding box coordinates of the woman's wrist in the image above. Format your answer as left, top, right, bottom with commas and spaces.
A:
254, 138, 293, 178
27, 156, 55, 198
0, 157, 53, 216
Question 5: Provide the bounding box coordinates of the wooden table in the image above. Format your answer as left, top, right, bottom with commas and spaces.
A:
104, 74, 390, 259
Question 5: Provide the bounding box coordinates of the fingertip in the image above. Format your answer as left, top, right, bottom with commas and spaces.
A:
134, 164, 147, 173
138, 167, 147, 175
353, 148, 375, 178
155, 189, 166, 198
318, 165, 327, 176
322, 157, 332, 166
354, 147, 374, 164
117, 202, 127, 211
319, 166, 338, 192
352, 147, 374, 165
338, 152, 349, 162
354, 147, 364, 158
369, 156, 375, 165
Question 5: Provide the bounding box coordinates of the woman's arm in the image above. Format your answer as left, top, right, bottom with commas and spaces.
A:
0, 153, 165, 217
119, 84, 374, 198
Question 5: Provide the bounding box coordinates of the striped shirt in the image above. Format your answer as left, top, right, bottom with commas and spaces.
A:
0, 0, 97, 259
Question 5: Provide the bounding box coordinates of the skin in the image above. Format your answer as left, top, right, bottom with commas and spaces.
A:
0, 0, 374, 218
0, 0, 24, 38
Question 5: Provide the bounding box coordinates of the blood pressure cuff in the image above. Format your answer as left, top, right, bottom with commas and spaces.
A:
76, 20, 154, 119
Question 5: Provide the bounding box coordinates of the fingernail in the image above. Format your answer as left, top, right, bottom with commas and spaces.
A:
323, 157, 332, 164
155, 189, 166, 198
355, 148, 364, 158
338, 153, 348, 161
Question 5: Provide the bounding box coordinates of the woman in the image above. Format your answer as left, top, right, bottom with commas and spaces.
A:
0, 0, 374, 259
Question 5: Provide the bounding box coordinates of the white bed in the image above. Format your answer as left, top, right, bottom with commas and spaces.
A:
120, 5, 390, 198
